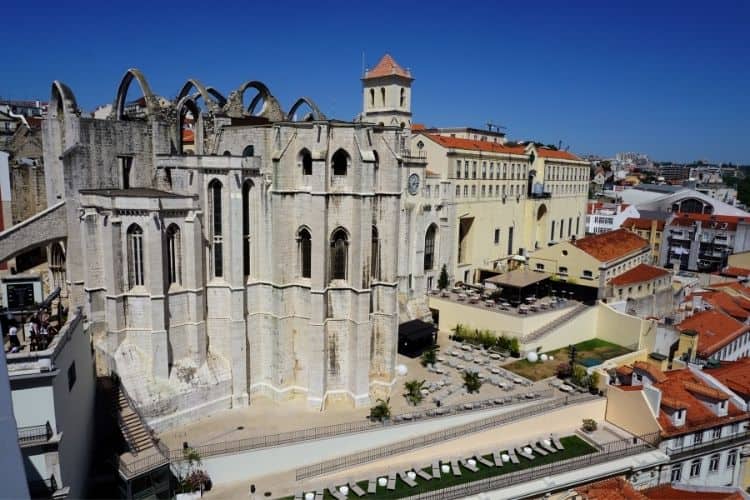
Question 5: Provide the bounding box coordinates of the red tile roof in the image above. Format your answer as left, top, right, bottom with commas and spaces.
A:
691, 291, 750, 320
723, 266, 750, 278
363, 54, 412, 80
632, 361, 667, 383
572, 229, 650, 263
411, 123, 426, 131
536, 148, 582, 161
420, 133, 527, 155
677, 309, 750, 357
670, 212, 748, 231
642, 484, 744, 500
706, 358, 750, 399
651, 368, 747, 436
576, 477, 648, 500
609, 264, 670, 287
622, 217, 665, 231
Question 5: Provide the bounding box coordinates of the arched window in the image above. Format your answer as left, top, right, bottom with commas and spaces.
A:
222, 151, 231, 156
369, 88, 375, 107
400, 88, 406, 107
300, 149, 313, 176
332, 149, 349, 176
242, 145, 254, 157
371, 226, 380, 280
380, 87, 386, 106
242, 181, 253, 277
50, 243, 66, 289
298, 227, 311, 278
208, 179, 223, 278
424, 224, 437, 271
330, 228, 348, 281
127, 224, 145, 289
166, 224, 181, 285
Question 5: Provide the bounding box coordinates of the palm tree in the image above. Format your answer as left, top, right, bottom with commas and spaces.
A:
463, 371, 482, 394
369, 398, 391, 422
404, 379, 426, 406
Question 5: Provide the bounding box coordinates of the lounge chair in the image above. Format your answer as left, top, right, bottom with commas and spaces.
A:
367, 478, 376, 494
516, 446, 534, 460
387, 473, 396, 490
450, 460, 462, 476
399, 471, 417, 487
492, 451, 504, 467
415, 467, 432, 480
551, 433, 565, 450
432, 461, 441, 478
476, 455, 493, 467
460, 459, 479, 472
327, 486, 346, 500
349, 482, 366, 497
507, 448, 520, 464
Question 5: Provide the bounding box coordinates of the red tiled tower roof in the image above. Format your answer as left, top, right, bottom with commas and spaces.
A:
363, 54, 412, 80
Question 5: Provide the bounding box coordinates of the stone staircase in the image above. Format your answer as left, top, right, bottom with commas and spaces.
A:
522, 303, 590, 344
116, 386, 156, 455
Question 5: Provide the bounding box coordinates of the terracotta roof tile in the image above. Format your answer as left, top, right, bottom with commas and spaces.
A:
677, 309, 749, 357
669, 212, 748, 231
572, 229, 650, 263
609, 264, 670, 286
723, 266, 750, 278
622, 217, 665, 231
683, 381, 730, 400
652, 368, 748, 436
364, 54, 412, 80
632, 361, 667, 383
706, 358, 750, 398
536, 148, 582, 161
642, 484, 744, 500
691, 291, 750, 320
421, 133, 527, 155
576, 477, 648, 500
661, 396, 689, 410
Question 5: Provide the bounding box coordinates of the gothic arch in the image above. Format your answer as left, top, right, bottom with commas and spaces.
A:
174, 96, 202, 154
228, 80, 285, 121
287, 97, 326, 121
176, 79, 223, 113
114, 68, 158, 120
49, 81, 79, 120
206, 87, 227, 107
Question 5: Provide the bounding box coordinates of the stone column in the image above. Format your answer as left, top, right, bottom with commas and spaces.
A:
228, 170, 248, 406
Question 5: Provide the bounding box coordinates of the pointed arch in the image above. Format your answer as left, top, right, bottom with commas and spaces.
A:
371, 225, 380, 280
287, 96, 326, 121
330, 227, 349, 281
126, 223, 145, 289
176, 79, 223, 112
297, 225, 312, 279
299, 148, 313, 176
230, 80, 285, 121
206, 87, 227, 107
242, 180, 254, 277
114, 68, 158, 120
424, 223, 438, 271
166, 224, 181, 285
332, 148, 350, 176
174, 95, 201, 154
49, 81, 79, 120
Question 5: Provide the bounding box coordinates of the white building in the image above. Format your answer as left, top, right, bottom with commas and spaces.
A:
585, 201, 640, 234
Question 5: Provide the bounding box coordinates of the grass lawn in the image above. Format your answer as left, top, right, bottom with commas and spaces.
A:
284, 435, 596, 499
504, 338, 632, 381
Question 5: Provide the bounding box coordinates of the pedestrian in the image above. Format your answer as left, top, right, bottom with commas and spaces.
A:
7, 325, 21, 352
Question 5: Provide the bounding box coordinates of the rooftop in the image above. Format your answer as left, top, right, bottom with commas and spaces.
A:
485, 268, 551, 288
363, 54, 412, 80
669, 212, 747, 231
622, 217, 665, 231
536, 148, 582, 161
677, 309, 750, 357
572, 229, 650, 264
420, 133, 527, 155
609, 264, 670, 287
78, 187, 192, 198
577, 476, 747, 500
691, 290, 750, 321
705, 358, 750, 399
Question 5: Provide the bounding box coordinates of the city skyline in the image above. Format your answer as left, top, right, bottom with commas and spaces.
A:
3, 1, 749, 163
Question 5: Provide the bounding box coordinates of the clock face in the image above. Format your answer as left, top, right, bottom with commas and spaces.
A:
408, 173, 420, 195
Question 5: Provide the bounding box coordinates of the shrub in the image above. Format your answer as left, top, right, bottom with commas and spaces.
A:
420, 345, 439, 367
555, 362, 572, 379
369, 398, 391, 422
509, 337, 521, 358
463, 371, 483, 394
572, 365, 589, 387
588, 371, 601, 392
438, 264, 449, 290
582, 418, 598, 432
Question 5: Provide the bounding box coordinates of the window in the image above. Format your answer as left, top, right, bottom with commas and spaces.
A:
494, 228, 500, 245
242, 145, 255, 157
568, 217, 572, 237
166, 224, 181, 285
463, 186, 468, 197
424, 224, 437, 271
332, 149, 349, 176
242, 181, 253, 277
298, 227, 312, 278
208, 179, 223, 278
709, 454, 720, 473
330, 228, 348, 280
369, 88, 375, 106
481, 185, 486, 197
456, 160, 462, 178
380, 87, 386, 106
472, 161, 477, 179
727, 450, 737, 468
670, 464, 682, 482
455, 185, 460, 197
559, 266, 568, 275
67, 361, 76, 391
583, 270, 593, 278
689, 459, 701, 477
127, 224, 145, 288
507, 227, 513, 256
300, 149, 313, 176
371, 226, 380, 280
551, 220, 556, 240
471, 185, 476, 196
536, 263, 545, 271
482, 162, 487, 179
559, 219, 564, 239
119, 156, 133, 189
694, 431, 703, 445
713, 427, 721, 439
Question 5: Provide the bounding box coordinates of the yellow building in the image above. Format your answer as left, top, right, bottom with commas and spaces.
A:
410, 130, 589, 284
621, 217, 665, 265
528, 229, 651, 298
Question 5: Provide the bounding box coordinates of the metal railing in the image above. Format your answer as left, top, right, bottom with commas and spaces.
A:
665, 430, 750, 459
399, 431, 661, 500
295, 392, 599, 480
17, 422, 53, 446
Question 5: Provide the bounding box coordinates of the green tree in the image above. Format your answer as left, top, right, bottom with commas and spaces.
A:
572, 365, 588, 387
588, 371, 601, 392
404, 379, 426, 406
567, 344, 578, 368
369, 398, 392, 422
420, 345, 439, 367
463, 371, 483, 394
438, 264, 449, 290
509, 337, 521, 357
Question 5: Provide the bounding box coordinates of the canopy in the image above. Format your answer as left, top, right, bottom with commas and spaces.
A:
398, 320, 437, 358
485, 268, 551, 289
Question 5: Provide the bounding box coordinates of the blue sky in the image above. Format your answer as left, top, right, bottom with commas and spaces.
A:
3, 0, 749, 163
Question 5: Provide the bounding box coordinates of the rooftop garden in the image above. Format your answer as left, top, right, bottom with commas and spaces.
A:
285, 435, 596, 499
504, 338, 632, 381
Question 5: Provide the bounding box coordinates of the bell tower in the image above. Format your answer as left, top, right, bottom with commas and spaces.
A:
362, 54, 413, 129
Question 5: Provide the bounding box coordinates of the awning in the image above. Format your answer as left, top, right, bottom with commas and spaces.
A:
485, 268, 551, 288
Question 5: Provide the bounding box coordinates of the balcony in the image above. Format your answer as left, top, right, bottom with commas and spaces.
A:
17, 422, 54, 447
665, 430, 750, 460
